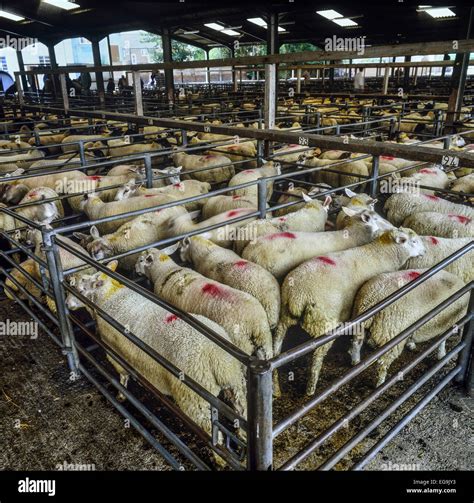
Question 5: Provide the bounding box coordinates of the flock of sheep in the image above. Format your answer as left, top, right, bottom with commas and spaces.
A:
0, 104, 473, 466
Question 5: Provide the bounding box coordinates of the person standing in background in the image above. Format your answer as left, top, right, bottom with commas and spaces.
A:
354, 67, 365, 92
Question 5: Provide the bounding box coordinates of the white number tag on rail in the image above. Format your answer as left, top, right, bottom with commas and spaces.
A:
233, 135, 240, 144
298, 136, 309, 146
441, 155, 459, 168
204, 125, 211, 133
124, 135, 130, 144
14, 135, 21, 145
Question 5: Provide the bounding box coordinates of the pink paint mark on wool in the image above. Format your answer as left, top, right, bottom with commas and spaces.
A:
202, 283, 228, 298
448, 214, 471, 224
241, 169, 255, 174
429, 236, 439, 245
164, 314, 178, 324
173, 182, 183, 189
204, 155, 216, 160
265, 232, 297, 240
424, 194, 439, 201
314, 256, 336, 266
232, 195, 241, 200
87, 175, 102, 180
226, 209, 247, 218
278, 217, 287, 222
234, 260, 248, 268
144, 194, 157, 198
405, 271, 421, 281
418, 168, 436, 174
381, 155, 395, 160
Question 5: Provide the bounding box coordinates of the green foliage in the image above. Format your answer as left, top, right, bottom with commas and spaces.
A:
141, 32, 205, 62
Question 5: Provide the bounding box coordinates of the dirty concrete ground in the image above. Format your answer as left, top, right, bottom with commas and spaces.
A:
1, 299, 473, 471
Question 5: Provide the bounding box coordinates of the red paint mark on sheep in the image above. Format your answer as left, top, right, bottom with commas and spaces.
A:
265, 232, 297, 240
173, 182, 183, 189
278, 217, 287, 222
87, 175, 102, 180
232, 195, 241, 200
164, 314, 178, 324
405, 271, 421, 280
204, 155, 216, 160
241, 169, 255, 174
314, 256, 336, 266
226, 209, 248, 218
202, 283, 228, 298
234, 260, 248, 268
424, 194, 439, 201
419, 168, 436, 174
429, 236, 439, 245
448, 214, 471, 224
381, 155, 395, 160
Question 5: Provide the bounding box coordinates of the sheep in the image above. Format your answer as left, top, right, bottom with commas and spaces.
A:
65, 262, 247, 452
0, 149, 45, 174
272, 144, 317, 164
107, 141, 162, 164
80, 192, 180, 235
233, 195, 331, 254
73, 204, 187, 270
180, 236, 280, 328
166, 207, 257, 248
335, 188, 377, 230
384, 192, 474, 226
171, 151, 234, 184
4, 257, 43, 303
275, 228, 426, 395
392, 166, 450, 195
403, 236, 473, 284
61, 134, 108, 153
350, 269, 468, 386
114, 179, 210, 212
242, 209, 394, 280
302, 155, 369, 190
450, 174, 474, 203
201, 194, 262, 219
106, 165, 181, 188
402, 212, 474, 238
206, 141, 257, 169
228, 162, 281, 200
135, 248, 273, 360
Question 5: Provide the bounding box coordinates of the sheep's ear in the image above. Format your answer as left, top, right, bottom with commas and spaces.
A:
341, 206, 359, 217
395, 234, 408, 244
368, 198, 378, 206
344, 188, 357, 198
90, 226, 100, 239
106, 260, 118, 272
182, 236, 190, 246
175, 166, 183, 173
161, 242, 180, 256
188, 210, 201, 220
73, 232, 89, 242
301, 192, 312, 202
360, 211, 371, 223
323, 195, 332, 208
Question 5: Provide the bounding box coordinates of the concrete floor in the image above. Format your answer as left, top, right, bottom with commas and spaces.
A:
1, 299, 473, 471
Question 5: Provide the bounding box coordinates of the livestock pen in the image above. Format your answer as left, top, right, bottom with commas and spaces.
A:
1, 106, 473, 470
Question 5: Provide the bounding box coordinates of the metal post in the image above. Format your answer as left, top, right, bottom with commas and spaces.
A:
59, 73, 70, 113
91, 37, 105, 107
382, 66, 390, 95
264, 63, 276, 129
257, 178, 267, 218
16, 50, 29, 95
162, 28, 175, 105
296, 67, 302, 94
370, 155, 380, 198
107, 35, 114, 78
403, 55, 411, 91
454, 288, 474, 395
257, 140, 264, 167
133, 70, 144, 116
247, 358, 273, 471
15, 74, 24, 107
41, 229, 80, 375
78, 140, 86, 166
144, 153, 153, 188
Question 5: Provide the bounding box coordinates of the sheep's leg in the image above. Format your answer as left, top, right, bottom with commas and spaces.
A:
306, 341, 334, 396
375, 347, 401, 387
349, 332, 365, 365
272, 314, 297, 398
407, 339, 417, 351
117, 373, 130, 402
437, 340, 446, 360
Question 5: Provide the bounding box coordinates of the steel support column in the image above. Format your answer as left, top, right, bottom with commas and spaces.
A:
162, 28, 175, 105
91, 37, 105, 107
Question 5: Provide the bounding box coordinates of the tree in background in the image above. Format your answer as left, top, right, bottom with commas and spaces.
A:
141, 32, 205, 62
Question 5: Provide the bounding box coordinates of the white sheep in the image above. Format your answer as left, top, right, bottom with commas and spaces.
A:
0, 149, 45, 174
73, 204, 187, 270
302, 156, 369, 190
335, 188, 377, 230
180, 236, 281, 328
233, 195, 331, 254
273, 185, 331, 217
114, 179, 210, 212
275, 228, 426, 395
106, 164, 181, 187
80, 192, 180, 235
65, 262, 247, 451
166, 207, 256, 248
450, 174, 474, 203
201, 194, 261, 219
228, 162, 281, 200
206, 141, 257, 169
384, 192, 474, 226
403, 211, 473, 238
242, 209, 394, 280
404, 236, 473, 283
135, 248, 273, 360
171, 151, 234, 184
351, 269, 468, 385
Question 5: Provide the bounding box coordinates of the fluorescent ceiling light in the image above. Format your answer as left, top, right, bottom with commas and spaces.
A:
247, 17, 267, 26
333, 17, 358, 27
316, 9, 343, 20
423, 7, 455, 18
0, 10, 25, 21
222, 29, 240, 36
205, 22, 225, 31
43, 0, 80, 10
247, 17, 287, 32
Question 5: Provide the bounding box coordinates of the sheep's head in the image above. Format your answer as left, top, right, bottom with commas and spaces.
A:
343, 208, 394, 235
0, 183, 29, 205
179, 236, 192, 263
135, 244, 179, 275
379, 228, 426, 258
114, 180, 141, 201
79, 192, 100, 211
82, 226, 113, 261
66, 261, 118, 310
156, 166, 182, 185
